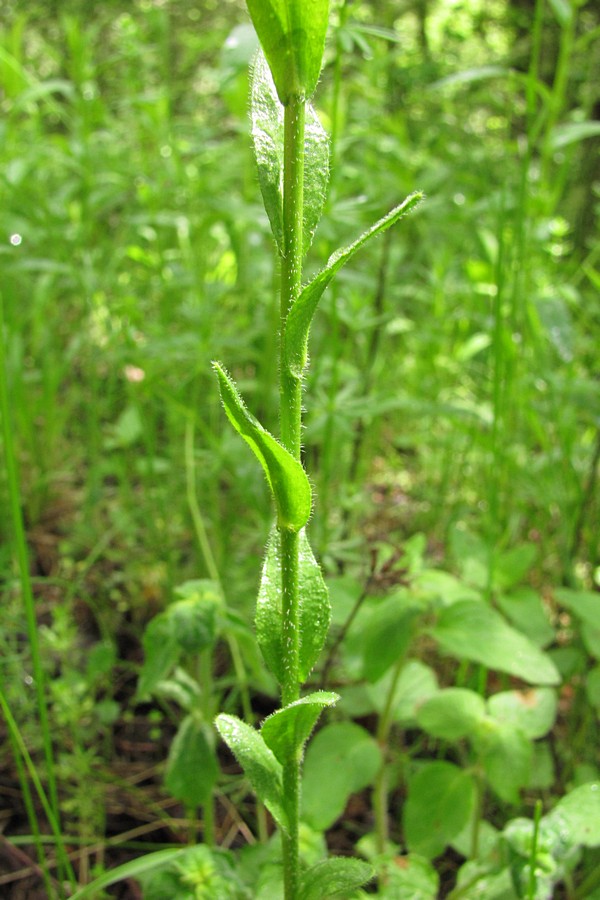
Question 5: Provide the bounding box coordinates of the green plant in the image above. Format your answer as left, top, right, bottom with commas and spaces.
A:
209, 2, 421, 897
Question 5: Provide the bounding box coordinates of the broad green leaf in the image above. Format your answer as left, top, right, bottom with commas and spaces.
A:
215, 714, 287, 831
545, 782, 600, 847
359, 591, 420, 682
245, 0, 330, 105
213, 362, 311, 531
165, 716, 218, 808
260, 691, 338, 765
487, 688, 557, 739
431, 600, 560, 685
137, 612, 180, 698
472, 718, 532, 803
555, 588, 599, 627
497, 587, 555, 648
416, 688, 486, 740
404, 762, 476, 859
251, 51, 329, 255
391, 660, 439, 724
283, 192, 423, 378
302, 722, 382, 830
299, 857, 374, 900
169, 580, 221, 654
376, 854, 439, 900
256, 527, 331, 685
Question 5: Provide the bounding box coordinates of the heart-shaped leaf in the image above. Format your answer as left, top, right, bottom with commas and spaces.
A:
260, 691, 338, 765
284, 192, 423, 378
256, 526, 331, 685
213, 362, 311, 532
215, 713, 287, 832
245, 0, 330, 105
251, 51, 329, 255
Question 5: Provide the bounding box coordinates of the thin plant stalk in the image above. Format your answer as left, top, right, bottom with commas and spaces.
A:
279, 93, 306, 900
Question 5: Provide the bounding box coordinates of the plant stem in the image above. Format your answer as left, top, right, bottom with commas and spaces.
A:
279, 93, 306, 900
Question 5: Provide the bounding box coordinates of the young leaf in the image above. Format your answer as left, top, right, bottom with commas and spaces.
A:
431, 600, 560, 685
256, 526, 331, 685
215, 713, 288, 832
302, 722, 382, 830
260, 691, 338, 765
283, 192, 423, 377
164, 716, 219, 808
299, 857, 374, 900
404, 762, 476, 859
213, 362, 311, 532
472, 718, 532, 804
245, 0, 330, 105
251, 51, 329, 255
416, 688, 486, 741
545, 782, 600, 847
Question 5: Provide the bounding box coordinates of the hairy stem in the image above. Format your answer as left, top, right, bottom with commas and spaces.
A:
279, 94, 306, 900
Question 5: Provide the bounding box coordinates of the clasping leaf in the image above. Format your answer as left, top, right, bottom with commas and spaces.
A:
256, 526, 331, 685
251, 50, 329, 255
284, 191, 424, 378
260, 690, 338, 765
246, 0, 330, 105
213, 362, 311, 532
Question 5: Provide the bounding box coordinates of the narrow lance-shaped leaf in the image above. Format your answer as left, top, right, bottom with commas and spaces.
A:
251, 50, 329, 255
261, 691, 339, 765
283, 191, 424, 378
246, 0, 330, 105
215, 713, 288, 832
213, 362, 311, 532
256, 526, 331, 685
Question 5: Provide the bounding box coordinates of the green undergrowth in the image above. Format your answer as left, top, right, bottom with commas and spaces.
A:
1, 0, 599, 898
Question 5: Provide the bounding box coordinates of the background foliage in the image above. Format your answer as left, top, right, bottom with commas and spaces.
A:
1, 0, 599, 896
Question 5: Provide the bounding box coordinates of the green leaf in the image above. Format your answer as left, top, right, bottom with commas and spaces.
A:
497, 587, 555, 648
547, 0, 572, 27
431, 600, 560, 685
545, 782, 600, 847
137, 612, 181, 698
404, 762, 476, 859
551, 120, 600, 150
472, 718, 532, 803
416, 688, 486, 741
375, 854, 439, 899
165, 716, 219, 808
487, 688, 557, 739
359, 591, 419, 682
302, 722, 382, 830
69, 849, 190, 899
215, 714, 288, 832
213, 362, 311, 531
251, 51, 329, 255
256, 527, 331, 685
260, 691, 338, 765
299, 857, 374, 900
283, 192, 423, 378
555, 588, 599, 627
170, 580, 221, 654
245, 0, 330, 105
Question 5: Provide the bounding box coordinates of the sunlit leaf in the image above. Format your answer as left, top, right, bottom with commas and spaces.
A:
245, 0, 330, 105
251, 51, 329, 254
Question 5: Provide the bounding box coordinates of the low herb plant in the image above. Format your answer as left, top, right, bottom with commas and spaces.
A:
210, 2, 421, 897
